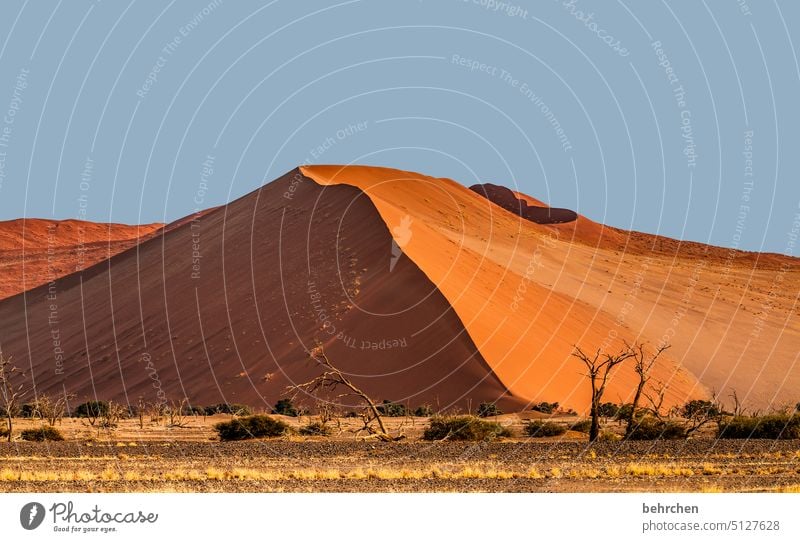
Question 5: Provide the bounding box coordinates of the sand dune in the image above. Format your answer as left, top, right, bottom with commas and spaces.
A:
301, 165, 800, 411
0, 165, 797, 412
0, 219, 163, 300
0, 171, 513, 411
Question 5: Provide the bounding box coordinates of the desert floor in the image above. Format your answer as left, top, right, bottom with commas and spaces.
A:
1, 414, 799, 492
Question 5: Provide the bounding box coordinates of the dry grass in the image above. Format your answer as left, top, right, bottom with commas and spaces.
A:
1, 416, 798, 493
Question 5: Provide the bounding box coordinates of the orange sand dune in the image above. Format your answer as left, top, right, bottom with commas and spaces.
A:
0, 219, 163, 300
0, 171, 513, 411
302, 165, 800, 411
0, 166, 797, 413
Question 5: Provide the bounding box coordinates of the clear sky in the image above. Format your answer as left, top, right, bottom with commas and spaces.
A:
0, 0, 798, 254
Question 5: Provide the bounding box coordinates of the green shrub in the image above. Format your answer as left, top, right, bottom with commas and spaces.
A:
531, 401, 559, 414
214, 415, 289, 441
204, 403, 252, 416
524, 421, 567, 437
717, 415, 800, 439
182, 405, 206, 416
568, 419, 592, 433
614, 404, 634, 421
413, 405, 433, 417
299, 421, 332, 436
423, 416, 511, 441
476, 402, 502, 418
597, 402, 619, 418
21, 426, 65, 442
20, 403, 37, 418
377, 400, 408, 417
73, 401, 109, 418
681, 400, 720, 420
272, 399, 299, 417
627, 417, 687, 440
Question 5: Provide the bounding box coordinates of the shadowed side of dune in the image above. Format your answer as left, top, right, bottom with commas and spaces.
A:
0, 169, 516, 411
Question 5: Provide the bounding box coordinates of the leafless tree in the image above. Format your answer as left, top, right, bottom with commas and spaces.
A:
644, 379, 668, 419
0, 351, 28, 442
148, 401, 166, 424
572, 345, 635, 442
100, 400, 127, 429
165, 398, 190, 428
289, 342, 397, 441
33, 391, 76, 426
625, 342, 670, 437
729, 388, 744, 417
136, 397, 146, 429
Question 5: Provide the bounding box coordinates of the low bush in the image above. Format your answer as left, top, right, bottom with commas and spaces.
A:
476, 402, 502, 418
272, 399, 299, 417
204, 403, 252, 416
717, 415, 800, 439
0, 426, 8, 438
181, 405, 206, 416
524, 421, 567, 437
597, 402, 620, 418
614, 404, 634, 421
423, 416, 511, 441
530, 401, 559, 414
599, 431, 622, 442
299, 421, 332, 436
568, 419, 592, 433
377, 400, 408, 417
413, 405, 433, 417
20, 426, 65, 442
20, 403, 37, 418
627, 417, 687, 440
73, 401, 109, 418
214, 415, 289, 441
681, 400, 720, 420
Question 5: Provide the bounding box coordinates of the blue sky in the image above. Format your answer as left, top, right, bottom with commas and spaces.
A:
0, 0, 798, 254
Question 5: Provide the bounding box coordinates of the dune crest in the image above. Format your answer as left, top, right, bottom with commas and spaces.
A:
301, 165, 800, 411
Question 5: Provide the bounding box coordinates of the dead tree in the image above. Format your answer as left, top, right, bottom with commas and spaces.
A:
572, 345, 635, 442
289, 343, 397, 441
136, 397, 146, 429
729, 388, 744, 417
33, 391, 76, 426
0, 351, 28, 442
165, 398, 190, 428
100, 401, 127, 429
625, 342, 670, 437
644, 379, 668, 419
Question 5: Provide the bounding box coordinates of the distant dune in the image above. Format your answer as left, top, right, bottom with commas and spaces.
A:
0, 219, 163, 300
0, 166, 797, 413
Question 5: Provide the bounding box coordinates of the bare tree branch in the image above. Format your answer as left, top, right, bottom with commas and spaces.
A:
288, 342, 399, 441
572, 345, 635, 442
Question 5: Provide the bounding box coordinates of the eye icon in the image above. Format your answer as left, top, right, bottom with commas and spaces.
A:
20, 502, 45, 530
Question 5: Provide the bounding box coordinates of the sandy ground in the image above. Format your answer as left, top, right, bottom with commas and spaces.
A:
1, 416, 799, 493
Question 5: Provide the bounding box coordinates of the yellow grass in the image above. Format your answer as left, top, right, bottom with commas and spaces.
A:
625, 463, 695, 477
